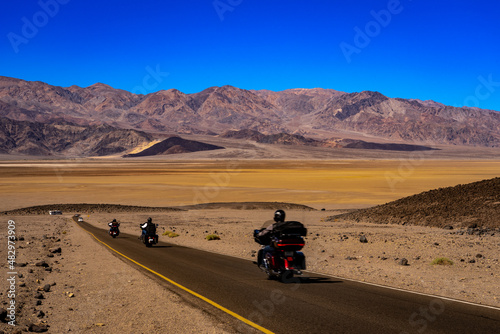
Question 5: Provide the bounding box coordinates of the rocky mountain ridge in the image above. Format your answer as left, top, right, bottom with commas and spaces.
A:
1, 76, 500, 147
220, 129, 436, 151
0, 117, 153, 156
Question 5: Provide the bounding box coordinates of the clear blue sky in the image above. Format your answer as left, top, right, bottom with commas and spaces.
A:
1, 0, 499, 110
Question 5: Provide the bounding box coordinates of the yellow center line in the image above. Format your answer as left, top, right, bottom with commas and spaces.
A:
74, 219, 274, 334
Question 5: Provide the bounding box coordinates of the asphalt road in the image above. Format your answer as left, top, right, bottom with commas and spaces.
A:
76, 220, 500, 334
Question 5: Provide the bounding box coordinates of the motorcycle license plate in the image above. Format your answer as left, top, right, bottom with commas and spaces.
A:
284, 251, 294, 257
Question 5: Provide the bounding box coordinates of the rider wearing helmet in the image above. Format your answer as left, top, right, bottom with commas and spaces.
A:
108, 218, 120, 228
140, 217, 156, 240
255, 209, 286, 267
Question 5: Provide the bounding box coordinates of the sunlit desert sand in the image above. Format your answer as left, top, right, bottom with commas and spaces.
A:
1, 160, 499, 211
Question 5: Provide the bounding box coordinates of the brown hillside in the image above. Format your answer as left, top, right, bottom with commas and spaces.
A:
1, 76, 500, 147
123, 136, 224, 157
329, 178, 500, 229
0, 117, 153, 156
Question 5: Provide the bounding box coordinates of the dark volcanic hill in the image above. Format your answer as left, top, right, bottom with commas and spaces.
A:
328, 178, 500, 229
220, 129, 436, 151
123, 136, 224, 157
0, 117, 153, 156
1, 76, 500, 147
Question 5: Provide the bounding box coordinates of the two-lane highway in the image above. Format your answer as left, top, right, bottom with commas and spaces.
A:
76, 220, 500, 334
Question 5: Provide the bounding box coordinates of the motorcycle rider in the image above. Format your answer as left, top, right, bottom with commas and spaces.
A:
255, 210, 286, 267
108, 219, 120, 228
140, 217, 156, 241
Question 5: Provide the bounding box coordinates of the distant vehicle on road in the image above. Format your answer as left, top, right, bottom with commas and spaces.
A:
49, 210, 62, 215
78, 217, 84, 222
73, 214, 80, 217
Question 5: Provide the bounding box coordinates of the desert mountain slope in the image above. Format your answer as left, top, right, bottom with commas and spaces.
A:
0, 117, 153, 156
329, 177, 500, 228
220, 129, 436, 151
123, 136, 224, 157
1, 76, 500, 147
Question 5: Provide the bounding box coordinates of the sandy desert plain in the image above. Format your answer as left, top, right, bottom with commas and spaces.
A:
0, 158, 500, 333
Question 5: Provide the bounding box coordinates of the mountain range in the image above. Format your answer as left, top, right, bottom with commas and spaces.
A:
0, 117, 153, 156
1, 75, 500, 157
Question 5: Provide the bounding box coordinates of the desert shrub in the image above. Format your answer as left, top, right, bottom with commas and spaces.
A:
206, 234, 220, 241
431, 257, 454, 265
162, 231, 179, 238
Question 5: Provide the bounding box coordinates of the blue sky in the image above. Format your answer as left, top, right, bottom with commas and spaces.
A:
1, 0, 499, 110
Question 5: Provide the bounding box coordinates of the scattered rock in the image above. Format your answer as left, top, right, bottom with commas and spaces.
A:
34, 292, 44, 299
434, 242, 440, 246
43, 284, 51, 292
36, 310, 45, 318
49, 247, 61, 254
0, 308, 7, 322
28, 323, 48, 333
469, 259, 476, 264
345, 256, 357, 260
35, 261, 49, 268
359, 235, 368, 243
443, 225, 454, 230
476, 253, 483, 258
399, 258, 409, 266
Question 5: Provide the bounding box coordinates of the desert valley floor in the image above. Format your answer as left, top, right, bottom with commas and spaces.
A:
0, 159, 499, 333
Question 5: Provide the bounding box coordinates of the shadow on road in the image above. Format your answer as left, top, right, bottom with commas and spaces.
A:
296, 276, 342, 284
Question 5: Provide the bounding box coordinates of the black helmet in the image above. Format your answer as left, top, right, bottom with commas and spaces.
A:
147, 217, 152, 223
274, 210, 285, 223
112, 219, 117, 223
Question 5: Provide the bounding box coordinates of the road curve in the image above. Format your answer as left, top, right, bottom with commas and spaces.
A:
76, 220, 500, 334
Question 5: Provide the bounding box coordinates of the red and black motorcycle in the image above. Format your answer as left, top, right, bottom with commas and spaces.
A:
108, 224, 120, 238
254, 221, 307, 282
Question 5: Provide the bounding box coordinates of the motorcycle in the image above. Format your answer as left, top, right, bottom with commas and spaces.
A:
254, 221, 307, 282
109, 225, 120, 238
109, 224, 120, 238
141, 224, 159, 247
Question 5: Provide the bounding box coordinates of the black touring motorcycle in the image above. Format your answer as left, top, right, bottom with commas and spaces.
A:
254, 221, 307, 282
140, 223, 159, 247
